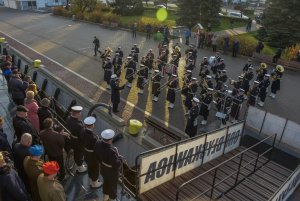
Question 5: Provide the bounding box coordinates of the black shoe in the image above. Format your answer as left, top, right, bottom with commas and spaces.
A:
113, 110, 120, 113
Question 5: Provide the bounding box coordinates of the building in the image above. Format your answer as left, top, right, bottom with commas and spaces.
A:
3, 0, 66, 10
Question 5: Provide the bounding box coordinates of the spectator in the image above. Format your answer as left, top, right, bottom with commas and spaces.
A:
232, 38, 240, 57
38, 98, 53, 130
24, 91, 40, 132
273, 47, 283, 63
212, 34, 218, 52
131, 22, 137, 38
199, 30, 206, 49
0, 116, 12, 157
0, 152, 32, 201
163, 26, 169, 43
39, 118, 65, 181
146, 23, 151, 39
223, 35, 230, 54
13, 133, 32, 193
256, 40, 264, 54
185, 29, 191, 45
297, 50, 300, 62
23, 145, 44, 201
206, 31, 213, 48
2, 61, 12, 84
37, 161, 66, 201
25, 82, 38, 97
9, 70, 29, 105
12, 105, 39, 144
230, 18, 234, 30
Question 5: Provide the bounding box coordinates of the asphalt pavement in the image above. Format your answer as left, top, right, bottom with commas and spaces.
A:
0, 7, 299, 131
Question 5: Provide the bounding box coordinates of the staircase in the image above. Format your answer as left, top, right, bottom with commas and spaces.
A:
139, 146, 293, 201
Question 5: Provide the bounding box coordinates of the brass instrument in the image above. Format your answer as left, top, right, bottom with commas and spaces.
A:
200, 78, 209, 90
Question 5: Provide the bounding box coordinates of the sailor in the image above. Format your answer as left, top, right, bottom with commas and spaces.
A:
216, 59, 226, 71
181, 70, 192, 97
257, 74, 270, 107
186, 59, 195, 71
137, 64, 148, 95
248, 81, 260, 106
66, 106, 87, 173
230, 88, 245, 122
124, 56, 136, 88
152, 70, 161, 102
184, 78, 198, 114
103, 57, 113, 90
215, 70, 228, 90
112, 53, 122, 78
146, 49, 155, 70
131, 44, 139, 62
269, 65, 284, 99
115, 47, 123, 58
185, 97, 200, 138
199, 88, 214, 125
110, 74, 125, 113
82, 116, 102, 188
94, 129, 123, 201
199, 64, 210, 79
200, 57, 209, 68
200, 75, 214, 94
256, 63, 268, 82
167, 74, 178, 109
232, 75, 244, 96
243, 58, 253, 72
170, 53, 180, 67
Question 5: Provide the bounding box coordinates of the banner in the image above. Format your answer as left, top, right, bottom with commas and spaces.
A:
139, 122, 244, 194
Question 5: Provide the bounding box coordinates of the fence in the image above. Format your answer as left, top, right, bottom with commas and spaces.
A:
245, 106, 300, 155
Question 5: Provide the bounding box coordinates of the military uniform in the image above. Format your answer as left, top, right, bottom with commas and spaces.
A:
103, 59, 113, 87
258, 76, 270, 106
94, 130, 122, 201
270, 69, 283, 98
110, 76, 125, 113
125, 59, 136, 87
151, 70, 161, 102
199, 91, 213, 124
185, 99, 200, 137
167, 76, 178, 108
136, 65, 148, 94
23, 156, 44, 201
230, 92, 244, 120
37, 173, 66, 201
184, 81, 198, 110
112, 56, 122, 78
248, 83, 260, 106
181, 71, 192, 97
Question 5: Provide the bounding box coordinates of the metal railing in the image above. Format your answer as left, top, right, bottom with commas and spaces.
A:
176, 134, 277, 201
134, 121, 244, 196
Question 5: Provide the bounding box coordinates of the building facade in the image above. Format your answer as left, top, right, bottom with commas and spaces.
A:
3, 0, 66, 10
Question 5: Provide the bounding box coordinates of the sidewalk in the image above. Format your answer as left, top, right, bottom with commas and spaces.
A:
215, 20, 261, 36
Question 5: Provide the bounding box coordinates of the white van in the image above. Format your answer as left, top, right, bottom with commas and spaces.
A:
227, 11, 249, 19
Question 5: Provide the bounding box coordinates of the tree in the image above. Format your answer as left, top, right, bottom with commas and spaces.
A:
262, 0, 300, 47
176, 0, 201, 29
71, 0, 97, 13
108, 0, 144, 16
157, 0, 169, 9
199, 0, 222, 28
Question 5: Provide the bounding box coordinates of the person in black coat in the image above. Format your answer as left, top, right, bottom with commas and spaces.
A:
230, 89, 244, 121
13, 106, 39, 144
185, 98, 200, 138
93, 36, 101, 56
9, 70, 29, 105
110, 75, 125, 113
232, 39, 240, 57
184, 78, 198, 113
257, 74, 270, 107
37, 98, 53, 130
269, 65, 284, 99
199, 88, 213, 125
167, 74, 179, 109
112, 53, 122, 78
13, 133, 32, 193
0, 116, 12, 157
248, 81, 260, 106
103, 57, 113, 90
0, 152, 32, 201
151, 70, 161, 102
124, 57, 136, 88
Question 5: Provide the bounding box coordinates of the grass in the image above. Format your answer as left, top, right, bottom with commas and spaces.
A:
212, 18, 247, 32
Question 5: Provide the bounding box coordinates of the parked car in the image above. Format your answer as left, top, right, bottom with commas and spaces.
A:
155, 4, 167, 9
227, 11, 249, 19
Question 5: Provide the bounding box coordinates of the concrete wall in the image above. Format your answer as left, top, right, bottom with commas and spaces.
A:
4, 0, 17, 9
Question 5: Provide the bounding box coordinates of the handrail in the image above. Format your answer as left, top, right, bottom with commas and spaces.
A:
176, 133, 277, 201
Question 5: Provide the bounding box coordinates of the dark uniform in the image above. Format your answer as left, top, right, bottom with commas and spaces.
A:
152, 71, 161, 101
185, 103, 200, 137
103, 59, 113, 86
110, 78, 125, 113
94, 140, 122, 200
243, 62, 253, 72
199, 66, 210, 78
131, 46, 139, 62
248, 84, 260, 106
230, 93, 244, 120
181, 72, 192, 97
184, 82, 198, 110
115, 48, 124, 58
270, 70, 282, 95
199, 92, 213, 122
112, 56, 122, 77
216, 95, 233, 125
93, 37, 100, 56
258, 78, 270, 103
166, 77, 178, 105
125, 60, 136, 85
13, 115, 39, 144
66, 115, 84, 167
256, 67, 268, 82
81, 128, 99, 182
137, 65, 148, 92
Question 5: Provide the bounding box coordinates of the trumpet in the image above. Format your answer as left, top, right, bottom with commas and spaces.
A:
158, 77, 178, 92
200, 78, 209, 90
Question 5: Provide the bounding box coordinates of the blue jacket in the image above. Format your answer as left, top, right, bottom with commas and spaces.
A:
8, 76, 29, 100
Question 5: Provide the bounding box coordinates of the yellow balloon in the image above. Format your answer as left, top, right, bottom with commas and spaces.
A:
156, 8, 168, 22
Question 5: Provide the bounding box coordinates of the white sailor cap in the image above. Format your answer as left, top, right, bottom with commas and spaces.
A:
254, 81, 260, 84
188, 51, 193, 54
84, 116, 96, 125
189, 59, 193, 62
191, 77, 197, 81
239, 88, 245, 92
111, 74, 117, 79
162, 51, 166, 53
186, 70, 192, 73
107, 57, 111, 60
172, 74, 177, 77
238, 75, 244, 79
221, 59, 224, 61
189, 45, 193, 47
115, 53, 120, 56
172, 54, 177, 57
208, 88, 214, 91
140, 64, 145, 67
192, 97, 200, 103
149, 49, 152, 51
265, 74, 270, 77
154, 69, 160, 73
203, 57, 208, 59
101, 129, 115, 140
248, 58, 252, 62
221, 69, 227, 72
127, 56, 132, 59
226, 90, 233, 94
71, 106, 83, 112
134, 44, 137, 46
206, 75, 212, 79
249, 67, 254, 70
163, 44, 167, 47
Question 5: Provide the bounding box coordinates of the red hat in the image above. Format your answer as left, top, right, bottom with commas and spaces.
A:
42, 161, 60, 175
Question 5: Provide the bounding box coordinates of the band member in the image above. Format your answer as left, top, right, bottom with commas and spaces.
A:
181, 70, 192, 96
199, 88, 214, 125
215, 51, 222, 62
258, 74, 270, 107
156, 59, 164, 76
243, 58, 253, 72
215, 70, 228, 90
185, 51, 194, 64
124, 57, 136, 88
82, 116, 102, 188
216, 90, 233, 125
185, 97, 200, 137
256, 63, 268, 81
200, 75, 214, 94
152, 70, 161, 102
186, 59, 195, 71
232, 76, 244, 96
216, 59, 226, 71
93, 36, 100, 56
103, 57, 113, 90
159, 50, 168, 64
230, 88, 244, 121
146, 49, 155, 70
137, 64, 148, 95
200, 57, 209, 68
167, 74, 178, 109
244, 66, 255, 81
101, 48, 112, 67
269, 65, 284, 99
112, 53, 122, 77
248, 81, 260, 106
131, 44, 139, 62
115, 47, 123, 58
170, 54, 180, 67
66, 106, 87, 173
94, 129, 123, 201
199, 65, 210, 79
184, 78, 198, 113
110, 74, 125, 113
